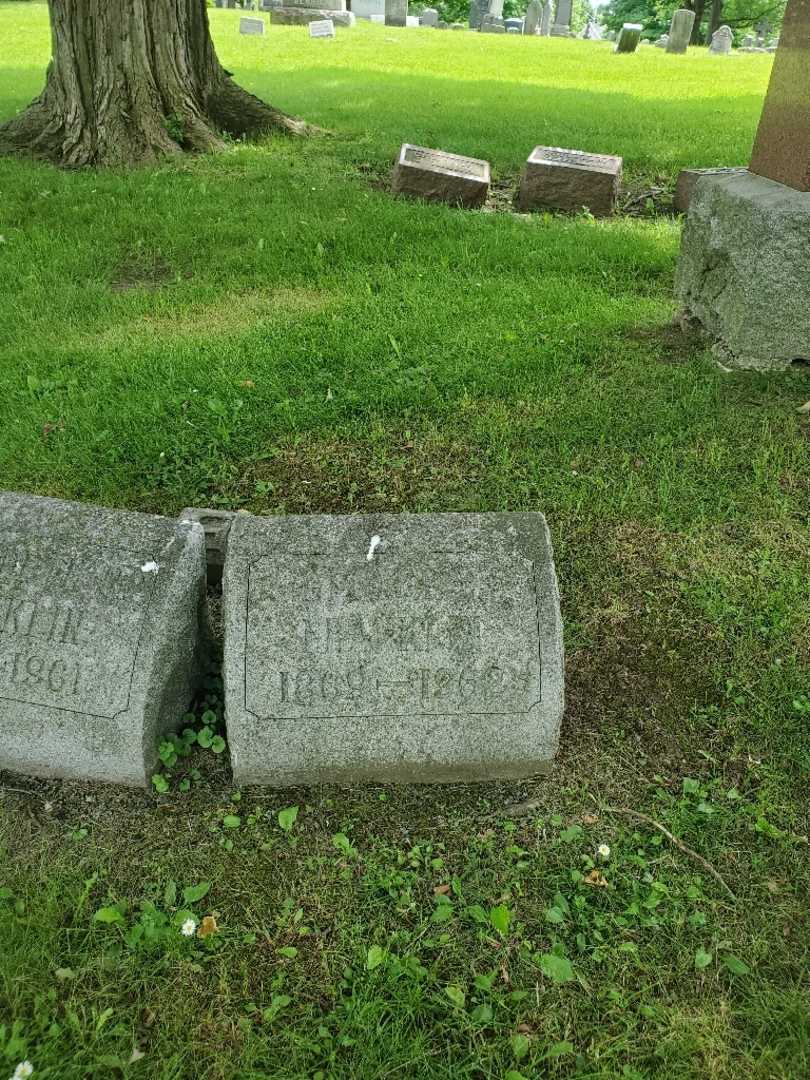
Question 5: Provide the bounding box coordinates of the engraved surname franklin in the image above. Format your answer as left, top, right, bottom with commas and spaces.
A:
244, 551, 542, 720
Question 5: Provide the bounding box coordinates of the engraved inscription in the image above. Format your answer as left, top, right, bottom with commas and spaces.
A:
530, 146, 618, 171
0, 538, 158, 717
404, 146, 489, 178
244, 551, 541, 720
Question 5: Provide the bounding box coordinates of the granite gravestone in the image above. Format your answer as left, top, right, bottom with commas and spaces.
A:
385, 0, 407, 25
271, 0, 355, 26
524, 0, 542, 35
240, 15, 265, 32
673, 166, 747, 212
0, 494, 206, 785
518, 145, 622, 216
481, 13, 506, 31
750, 0, 810, 190
615, 22, 643, 51
540, 0, 552, 35
309, 17, 336, 35
551, 0, 573, 35
223, 513, 563, 786
666, 8, 694, 53
469, 0, 489, 29
709, 24, 733, 53
420, 7, 439, 25
392, 143, 491, 207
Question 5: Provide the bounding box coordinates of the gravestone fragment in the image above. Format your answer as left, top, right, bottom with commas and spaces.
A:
392, 143, 491, 207
518, 145, 622, 216
309, 17, 336, 35
385, 0, 407, 25
240, 15, 265, 32
615, 22, 643, 52
654, 34, 668, 47
481, 14, 506, 31
420, 7, 439, 26
666, 9, 694, 53
0, 493, 206, 785
505, 17, 524, 32
223, 513, 564, 786
524, 0, 542, 35
709, 25, 733, 53
750, 0, 810, 190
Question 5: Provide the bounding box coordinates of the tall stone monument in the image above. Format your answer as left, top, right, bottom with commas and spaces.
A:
551, 0, 573, 36
665, 9, 695, 53
676, 0, 810, 369
750, 0, 810, 189
385, 0, 407, 26
524, 0, 542, 35
0, 494, 207, 785
223, 513, 564, 786
540, 0, 552, 35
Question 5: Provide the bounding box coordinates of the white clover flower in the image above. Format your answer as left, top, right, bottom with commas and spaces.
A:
180, 918, 197, 937
13, 1063, 34, 1080
597, 844, 611, 860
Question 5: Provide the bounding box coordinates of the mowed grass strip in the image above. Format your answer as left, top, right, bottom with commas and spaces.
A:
0, 6, 809, 1079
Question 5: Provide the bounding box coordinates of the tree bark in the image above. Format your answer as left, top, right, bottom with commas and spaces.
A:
0, 0, 313, 168
689, 0, 706, 42
705, 0, 724, 44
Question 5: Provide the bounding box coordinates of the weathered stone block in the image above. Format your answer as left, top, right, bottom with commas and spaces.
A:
666, 8, 694, 53
223, 512, 563, 786
271, 6, 355, 24
0, 493, 207, 785
615, 22, 643, 52
420, 7, 439, 26
384, 0, 407, 26
518, 145, 622, 216
673, 166, 747, 213
392, 144, 491, 208
675, 169, 810, 369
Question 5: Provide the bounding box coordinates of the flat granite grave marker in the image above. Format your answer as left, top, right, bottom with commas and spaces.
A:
223, 513, 563, 786
0, 493, 206, 785
240, 16, 265, 33
666, 8, 694, 53
391, 143, 491, 207
615, 22, 643, 52
309, 17, 336, 35
518, 145, 622, 216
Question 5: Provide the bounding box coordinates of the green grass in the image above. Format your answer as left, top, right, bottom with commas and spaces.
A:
1, 5, 809, 1079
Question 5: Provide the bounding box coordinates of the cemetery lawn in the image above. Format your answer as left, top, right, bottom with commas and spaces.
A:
1, 5, 810, 1079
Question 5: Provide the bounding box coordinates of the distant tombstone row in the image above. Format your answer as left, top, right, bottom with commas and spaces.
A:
0, 495, 564, 788
391, 141, 622, 217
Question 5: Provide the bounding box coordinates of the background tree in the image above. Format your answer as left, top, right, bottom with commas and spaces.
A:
0, 0, 311, 168
605, 0, 785, 40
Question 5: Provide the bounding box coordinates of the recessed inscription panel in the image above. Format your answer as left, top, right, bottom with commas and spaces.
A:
403, 146, 489, 179
244, 552, 541, 721
0, 537, 156, 718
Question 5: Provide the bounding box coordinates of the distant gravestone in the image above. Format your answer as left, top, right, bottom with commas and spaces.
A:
505, 17, 524, 32
741, 32, 755, 47
406, 14, 420, 25
469, 0, 489, 28
481, 14, 506, 31
518, 145, 622, 216
392, 143, 491, 207
666, 9, 694, 53
309, 17, 335, 35
654, 34, 668, 48
223, 513, 564, 786
524, 0, 542, 35
240, 15, 265, 32
385, 0, 407, 25
709, 24, 733, 54
540, 0, 552, 35
420, 7, 439, 26
551, 0, 573, 36
615, 22, 643, 52
0, 493, 206, 786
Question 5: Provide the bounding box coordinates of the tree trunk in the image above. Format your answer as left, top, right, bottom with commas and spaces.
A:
0, 0, 313, 168
689, 0, 706, 42
705, 0, 724, 43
